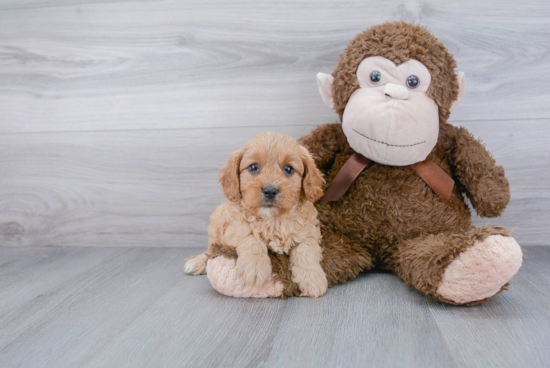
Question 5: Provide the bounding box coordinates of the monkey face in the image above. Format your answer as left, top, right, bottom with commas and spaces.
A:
341, 56, 439, 166
317, 22, 466, 166
316, 23, 467, 166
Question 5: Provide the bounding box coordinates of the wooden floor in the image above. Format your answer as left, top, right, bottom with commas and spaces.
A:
1, 246, 548, 368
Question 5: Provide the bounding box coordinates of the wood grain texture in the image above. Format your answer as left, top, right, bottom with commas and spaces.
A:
0, 246, 548, 367
0, 0, 549, 133
0, 0, 549, 248
0, 125, 313, 248
0, 120, 548, 247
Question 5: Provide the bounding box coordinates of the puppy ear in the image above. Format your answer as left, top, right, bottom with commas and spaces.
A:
219, 148, 244, 202
299, 145, 325, 202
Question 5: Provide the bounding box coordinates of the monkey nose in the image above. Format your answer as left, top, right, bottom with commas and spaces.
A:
262, 186, 279, 200
384, 83, 409, 100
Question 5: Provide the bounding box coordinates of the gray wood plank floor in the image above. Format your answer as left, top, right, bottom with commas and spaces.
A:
1, 0, 549, 248
1, 246, 548, 368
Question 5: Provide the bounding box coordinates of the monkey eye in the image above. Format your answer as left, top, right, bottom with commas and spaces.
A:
283, 165, 294, 175
370, 70, 382, 84
248, 163, 259, 173
406, 75, 420, 89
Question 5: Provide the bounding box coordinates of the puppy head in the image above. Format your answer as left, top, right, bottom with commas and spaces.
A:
219, 132, 324, 217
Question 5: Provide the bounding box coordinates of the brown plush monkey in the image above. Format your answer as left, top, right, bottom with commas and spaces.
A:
204, 22, 523, 305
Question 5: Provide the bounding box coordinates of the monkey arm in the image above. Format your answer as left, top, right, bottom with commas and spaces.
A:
298, 123, 347, 173
444, 124, 510, 217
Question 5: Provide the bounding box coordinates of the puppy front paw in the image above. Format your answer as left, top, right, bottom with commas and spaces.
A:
236, 254, 272, 287
184, 253, 208, 275
292, 266, 328, 298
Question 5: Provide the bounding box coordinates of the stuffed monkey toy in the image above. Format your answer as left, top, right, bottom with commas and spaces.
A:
203, 21, 523, 305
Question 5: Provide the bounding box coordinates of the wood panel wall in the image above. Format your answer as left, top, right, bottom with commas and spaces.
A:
0, 0, 548, 247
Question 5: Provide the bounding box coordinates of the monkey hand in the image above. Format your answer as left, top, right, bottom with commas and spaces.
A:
447, 125, 510, 217
467, 165, 510, 218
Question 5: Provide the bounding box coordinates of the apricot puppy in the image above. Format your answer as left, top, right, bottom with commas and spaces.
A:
185, 132, 328, 297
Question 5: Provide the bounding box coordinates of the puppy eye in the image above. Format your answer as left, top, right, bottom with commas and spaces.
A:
370, 70, 381, 84
248, 163, 259, 173
283, 165, 294, 175
406, 75, 419, 89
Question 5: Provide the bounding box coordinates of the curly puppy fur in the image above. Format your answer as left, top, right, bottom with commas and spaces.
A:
205, 22, 521, 305
185, 132, 328, 298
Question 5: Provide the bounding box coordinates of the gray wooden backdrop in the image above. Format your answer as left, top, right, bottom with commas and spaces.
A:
0, 0, 549, 248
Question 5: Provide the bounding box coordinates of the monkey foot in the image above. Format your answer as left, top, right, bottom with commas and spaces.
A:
206, 256, 283, 298
437, 235, 523, 304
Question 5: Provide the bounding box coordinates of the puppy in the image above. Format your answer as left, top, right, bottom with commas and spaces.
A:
184, 132, 328, 297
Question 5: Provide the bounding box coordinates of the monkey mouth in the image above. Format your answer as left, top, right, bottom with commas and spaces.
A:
352, 129, 426, 147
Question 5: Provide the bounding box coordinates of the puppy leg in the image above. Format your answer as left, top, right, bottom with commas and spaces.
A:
236, 235, 272, 287
290, 236, 328, 298
184, 252, 208, 275
185, 202, 225, 276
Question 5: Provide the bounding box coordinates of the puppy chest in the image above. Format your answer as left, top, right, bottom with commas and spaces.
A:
265, 237, 293, 255
261, 228, 307, 255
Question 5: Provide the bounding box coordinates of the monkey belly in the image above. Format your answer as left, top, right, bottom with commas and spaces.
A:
316, 163, 471, 255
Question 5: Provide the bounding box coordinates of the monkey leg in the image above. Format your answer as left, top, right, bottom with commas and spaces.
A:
204, 226, 374, 298
204, 244, 286, 298
387, 226, 523, 305
319, 226, 374, 287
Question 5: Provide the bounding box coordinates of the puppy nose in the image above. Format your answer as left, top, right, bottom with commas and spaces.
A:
262, 186, 279, 199
383, 83, 409, 100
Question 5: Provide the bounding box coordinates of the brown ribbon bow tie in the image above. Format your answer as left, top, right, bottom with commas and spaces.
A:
321, 153, 455, 202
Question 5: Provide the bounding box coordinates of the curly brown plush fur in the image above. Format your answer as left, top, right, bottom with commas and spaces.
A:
298, 122, 514, 303
295, 22, 519, 304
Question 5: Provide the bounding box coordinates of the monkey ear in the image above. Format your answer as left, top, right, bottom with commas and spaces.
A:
299, 145, 325, 202
317, 72, 335, 110
450, 71, 466, 111
219, 148, 244, 202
